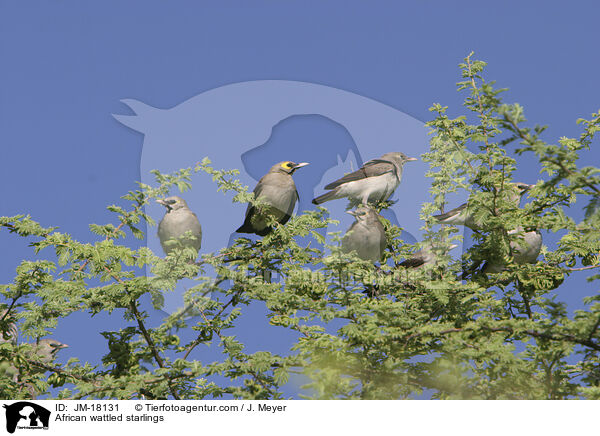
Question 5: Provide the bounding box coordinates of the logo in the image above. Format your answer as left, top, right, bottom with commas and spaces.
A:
2, 402, 51, 434
113, 80, 461, 314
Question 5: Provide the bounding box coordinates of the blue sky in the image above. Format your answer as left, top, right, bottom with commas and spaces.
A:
1, 1, 599, 398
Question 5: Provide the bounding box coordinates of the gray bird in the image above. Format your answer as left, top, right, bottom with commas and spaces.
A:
24, 339, 68, 399
432, 182, 535, 230
31, 339, 68, 364
0, 338, 68, 398
157, 196, 202, 256
483, 227, 543, 273
312, 152, 417, 206
341, 206, 387, 262
399, 243, 459, 269
431, 182, 541, 274
236, 161, 309, 236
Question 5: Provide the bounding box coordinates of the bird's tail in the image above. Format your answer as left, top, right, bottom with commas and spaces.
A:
236, 220, 272, 236
312, 189, 339, 205
236, 223, 253, 234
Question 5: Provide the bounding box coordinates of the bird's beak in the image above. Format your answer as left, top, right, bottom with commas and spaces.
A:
346, 210, 357, 217
405, 157, 418, 162
156, 199, 166, 206
59, 343, 69, 349
293, 162, 309, 169
449, 244, 459, 250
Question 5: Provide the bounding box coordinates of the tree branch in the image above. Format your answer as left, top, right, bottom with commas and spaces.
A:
102, 265, 180, 400
404, 325, 600, 352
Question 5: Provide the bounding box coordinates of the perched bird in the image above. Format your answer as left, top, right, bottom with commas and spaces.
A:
483, 227, 543, 273
341, 206, 387, 262
431, 203, 477, 229
24, 339, 68, 399
0, 338, 68, 399
157, 196, 202, 256
32, 339, 68, 365
236, 161, 309, 236
312, 152, 417, 206
399, 243, 459, 269
431, 182, 542, 275
432, 182, 535, 230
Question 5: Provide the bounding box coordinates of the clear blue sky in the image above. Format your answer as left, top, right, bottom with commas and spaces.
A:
1, 1, 599, 398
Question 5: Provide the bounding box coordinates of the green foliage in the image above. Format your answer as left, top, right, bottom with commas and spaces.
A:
1, 54, 599, 399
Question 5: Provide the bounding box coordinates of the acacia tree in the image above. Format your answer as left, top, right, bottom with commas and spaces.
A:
1, 54, 599, 400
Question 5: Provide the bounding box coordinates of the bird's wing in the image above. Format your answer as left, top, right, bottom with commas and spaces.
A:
279, 189, 298, 226
242, 178, 267, 220
323, 159, 396, 190
432, 203, 468, 221
242, 174, 297, 226
399, 254, 426, 268
188, 211, 203, 234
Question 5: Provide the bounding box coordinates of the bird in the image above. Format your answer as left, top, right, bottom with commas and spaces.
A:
483, 227, 543, 273
312, 152, 417, 206
156, 196, 202, 256
0, 338, 68, 399
431, 203, 477, 229
431, 182, 542, 275
399, 243, 459, 269
31, 339, 68, 365
341, 206, 387, 262
236, 161, 309, 236
23, 339, 68, 399
432, 182, 535, 230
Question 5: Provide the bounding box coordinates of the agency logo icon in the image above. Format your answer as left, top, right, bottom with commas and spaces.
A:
2, 402, 51, 434
114, 80, 465, 314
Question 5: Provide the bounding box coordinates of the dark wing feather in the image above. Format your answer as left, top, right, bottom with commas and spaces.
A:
237, 175, 297, 234
236, 177, 267, 234
240, 177, 268, 221
432, 203, 467, 221
323, 159, 396, 190
399, 255, 426, 268
236, 206, 257, 233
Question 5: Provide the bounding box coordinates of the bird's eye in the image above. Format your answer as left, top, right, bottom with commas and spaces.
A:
282, 162, 294, 169
166, 199, 177, 205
